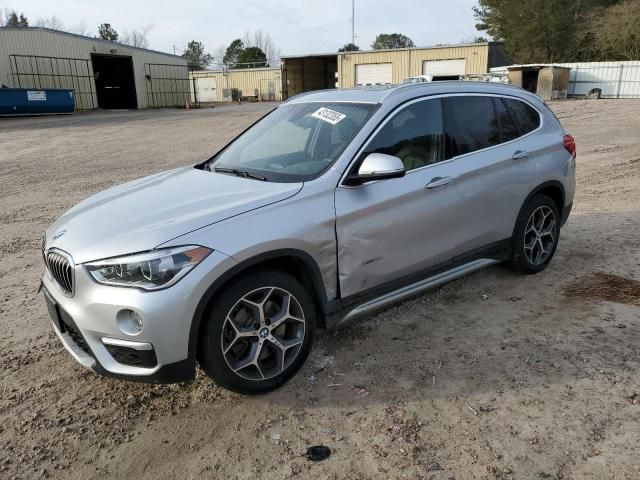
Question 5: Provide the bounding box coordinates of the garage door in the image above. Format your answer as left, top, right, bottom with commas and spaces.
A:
356, 63, 392, 86
423, 59, 466, 77
197, 77, 217, 102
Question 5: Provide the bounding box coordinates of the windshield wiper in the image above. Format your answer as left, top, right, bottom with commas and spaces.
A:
213, 166, 267, 181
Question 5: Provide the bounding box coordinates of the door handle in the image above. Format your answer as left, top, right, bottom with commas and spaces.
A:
425, 176, 453, 189
512, 150, 529, 160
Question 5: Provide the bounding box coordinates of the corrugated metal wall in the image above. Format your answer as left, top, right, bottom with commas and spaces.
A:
189, 68, 283, 103
0, 28, 188, 109
556, 61, 640, 98
338, 43, 493, 88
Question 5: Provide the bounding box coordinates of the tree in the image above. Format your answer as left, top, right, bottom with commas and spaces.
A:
121, 25, 153, 49
372, 33, 415, 50
338, 43, 360, 52
35, 15, 64, 30
182, 40, 213, 69
582, 0, 640, 60
473, 0, 620, 63
97, 23, 119, 41
70, 21, 90, 36
242, 30, 281, 66
236, 47, 267, 68
4, 10, 28, 27
223, 39, 244, 67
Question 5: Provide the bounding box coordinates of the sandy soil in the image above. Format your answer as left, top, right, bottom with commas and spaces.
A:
1, 100, 639, 480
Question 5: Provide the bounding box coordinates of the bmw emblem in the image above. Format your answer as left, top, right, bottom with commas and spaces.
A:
53, 229, 66, 240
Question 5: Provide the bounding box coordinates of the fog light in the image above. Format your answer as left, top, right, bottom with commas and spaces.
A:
116, 309, 143, 335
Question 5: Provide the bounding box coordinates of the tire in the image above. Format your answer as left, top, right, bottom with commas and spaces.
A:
197, 270, 315, 394
506, 194, 561, 274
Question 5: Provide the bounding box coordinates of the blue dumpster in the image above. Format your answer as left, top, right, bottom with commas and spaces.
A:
0, 88, 75, 115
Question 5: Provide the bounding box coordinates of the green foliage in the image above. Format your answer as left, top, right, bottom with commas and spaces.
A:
223, 39, 244, 66
371, 33, 415, 50
338, 43, 360, 52
97, 23, 118, 41
5, 11, 28, 27
473, 0, 634, 62
580, 0, 640, 60
236, 47, 267, 68
182, 40, 213, 69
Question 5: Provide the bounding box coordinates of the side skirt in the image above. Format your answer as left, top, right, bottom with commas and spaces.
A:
322, 239, 511, 329
336, 258, 499, 327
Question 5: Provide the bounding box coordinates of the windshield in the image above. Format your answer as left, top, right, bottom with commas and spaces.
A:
208, 102, 377, 182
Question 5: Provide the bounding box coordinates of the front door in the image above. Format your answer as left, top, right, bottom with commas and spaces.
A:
335, 98, 461, 298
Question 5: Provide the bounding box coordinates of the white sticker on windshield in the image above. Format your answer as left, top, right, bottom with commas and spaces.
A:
312, 107, 346, 125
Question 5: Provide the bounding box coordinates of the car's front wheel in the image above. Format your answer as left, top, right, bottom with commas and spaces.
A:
507, 194, 561, 274
197, 270, 315, 394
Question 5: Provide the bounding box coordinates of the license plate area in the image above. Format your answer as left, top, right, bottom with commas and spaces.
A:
43, 287, 65, 333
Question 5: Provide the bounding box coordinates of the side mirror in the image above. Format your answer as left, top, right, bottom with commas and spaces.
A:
349, 153, 406, 185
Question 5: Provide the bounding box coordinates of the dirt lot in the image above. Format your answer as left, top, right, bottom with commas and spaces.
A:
1, 100, 639, 480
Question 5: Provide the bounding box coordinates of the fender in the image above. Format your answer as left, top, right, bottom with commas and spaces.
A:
513, 180, 566, 236
188, 248, 330, 360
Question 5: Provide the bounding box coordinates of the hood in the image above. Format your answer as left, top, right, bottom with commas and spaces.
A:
46, 167, 302, 263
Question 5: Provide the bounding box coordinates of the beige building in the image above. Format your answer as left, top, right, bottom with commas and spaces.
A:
0, 27, 189, 110
189, 67, 282, 103
282, 42, 508, 99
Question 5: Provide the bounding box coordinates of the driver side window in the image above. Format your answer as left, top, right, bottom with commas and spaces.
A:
364, 98, 445, 171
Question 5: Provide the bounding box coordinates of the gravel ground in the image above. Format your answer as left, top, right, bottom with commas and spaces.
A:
1, 99, 639, 480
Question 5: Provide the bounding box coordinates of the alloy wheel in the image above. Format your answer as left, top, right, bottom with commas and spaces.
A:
221, 287, 306, 381
523, 205, 557, 265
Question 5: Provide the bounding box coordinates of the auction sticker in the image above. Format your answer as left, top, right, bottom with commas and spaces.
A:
312, 107, 346, 125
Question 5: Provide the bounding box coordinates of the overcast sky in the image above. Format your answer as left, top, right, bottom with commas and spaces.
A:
5, 0, 482, 57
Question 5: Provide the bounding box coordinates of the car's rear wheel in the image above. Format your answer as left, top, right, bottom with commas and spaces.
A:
507, 194, 560, 274
197, 270, 315, 394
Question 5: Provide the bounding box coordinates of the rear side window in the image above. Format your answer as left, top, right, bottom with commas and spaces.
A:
363, 98, 445, 171
494, 98, 520, 143
503, 98, 540, 136
443, 96, 501, 157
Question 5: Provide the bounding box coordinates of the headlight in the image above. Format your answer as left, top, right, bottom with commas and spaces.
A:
85, 245, 211, 291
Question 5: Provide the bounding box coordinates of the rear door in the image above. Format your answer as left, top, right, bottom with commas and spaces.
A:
438, 94, 541, 253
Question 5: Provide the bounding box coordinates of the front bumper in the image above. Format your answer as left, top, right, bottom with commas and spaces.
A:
42, 250, 237, 383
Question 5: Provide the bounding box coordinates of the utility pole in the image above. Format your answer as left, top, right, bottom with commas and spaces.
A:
351, 0, 356, 45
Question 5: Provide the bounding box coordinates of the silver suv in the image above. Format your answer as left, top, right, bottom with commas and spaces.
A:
41, 82, 576, 393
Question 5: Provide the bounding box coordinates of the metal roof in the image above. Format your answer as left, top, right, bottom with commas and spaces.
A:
0, 27, 184, 59
281, 41, 503, 60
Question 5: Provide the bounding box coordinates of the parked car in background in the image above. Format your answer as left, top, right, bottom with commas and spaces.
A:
41, 82, 576, 394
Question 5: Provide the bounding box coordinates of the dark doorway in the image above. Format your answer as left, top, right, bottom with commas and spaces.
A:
91, 54, 137, 109
432, 75, 462, 81
522, 69, 539, 94
282, 55, 337, 99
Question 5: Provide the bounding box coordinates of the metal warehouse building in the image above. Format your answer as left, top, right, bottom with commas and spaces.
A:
190, 67, 282, 103
282, 42, 508, 98
0, 27, 189, 110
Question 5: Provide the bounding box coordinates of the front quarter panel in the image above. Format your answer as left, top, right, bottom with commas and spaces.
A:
160, 172, 341, 302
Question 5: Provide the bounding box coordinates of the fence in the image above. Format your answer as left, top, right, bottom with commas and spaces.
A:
558, 62, 640, 98
8, 54, 96, 110
489, 61, 640, 99
144, 63, 193, 108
